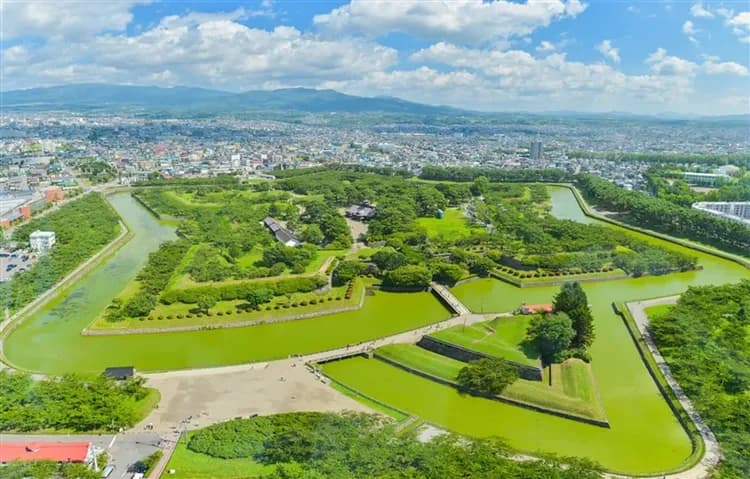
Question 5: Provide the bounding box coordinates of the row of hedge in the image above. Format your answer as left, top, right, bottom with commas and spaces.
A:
160, 275, 327, 304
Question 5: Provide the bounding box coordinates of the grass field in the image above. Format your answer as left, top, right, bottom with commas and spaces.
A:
416, 208, 482, 242
430, 316, 539, 366
166, 435, 274, 479
371, 344, 605, 421
645, 304, 674, 320
169, 248, 343, 290
88, 280, 362, 331
376, 344, 464, 380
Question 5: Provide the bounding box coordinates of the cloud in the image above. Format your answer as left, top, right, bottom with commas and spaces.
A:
682, 20, 699, 44
0, 1, 151, 40
537, 41, 557, 53
409, 43, 692, 102
1, 13, 398, 91
313, 0, 588, 44
646, 48, 699, 76
728, 11, 750, 42
716, 7, 734, 19
690, 3, 713, 18
596, 40, 620, 63
702, 59, 749, 76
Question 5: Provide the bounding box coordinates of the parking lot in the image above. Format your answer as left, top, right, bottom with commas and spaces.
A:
0, 250, 37, 282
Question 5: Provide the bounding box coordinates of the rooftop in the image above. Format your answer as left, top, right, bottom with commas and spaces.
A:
0, 442, 91, 463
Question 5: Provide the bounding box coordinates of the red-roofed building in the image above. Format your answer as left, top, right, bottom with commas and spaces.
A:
519, 303, 555, 315
45, 186, 65, 203
0, 441, 94, 465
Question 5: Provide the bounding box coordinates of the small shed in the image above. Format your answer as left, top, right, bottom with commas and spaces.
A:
519, 303, 554, 315
103, 366, 136, 380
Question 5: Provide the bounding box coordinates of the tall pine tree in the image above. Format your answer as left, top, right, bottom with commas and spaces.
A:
553, 282, 595, 348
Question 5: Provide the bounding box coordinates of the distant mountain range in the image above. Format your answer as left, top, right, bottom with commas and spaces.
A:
0, 84, 462, 116
1, 84, 747, 121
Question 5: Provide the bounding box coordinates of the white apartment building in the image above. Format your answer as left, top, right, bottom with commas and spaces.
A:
29, 230, 56, 253
692, 202, 750, 226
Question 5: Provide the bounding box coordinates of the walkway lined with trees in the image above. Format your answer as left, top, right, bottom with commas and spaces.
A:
626, 298, 720, 479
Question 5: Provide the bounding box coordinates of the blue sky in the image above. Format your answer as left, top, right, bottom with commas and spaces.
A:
1, 0, 749, 114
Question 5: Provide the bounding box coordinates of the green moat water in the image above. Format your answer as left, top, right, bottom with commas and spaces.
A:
326, 186, 749, 475
3, 194, 450, 374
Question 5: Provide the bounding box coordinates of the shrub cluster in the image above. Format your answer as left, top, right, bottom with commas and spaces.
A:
160, 275, 327, 305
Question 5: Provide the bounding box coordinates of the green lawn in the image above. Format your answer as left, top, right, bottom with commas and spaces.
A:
430, 316, 539, 366
645, 304, 673, 320
169, 249, 339, 290
369, 344, 605, 422
166, 435, 274, 479
235, 247, 264, 268
89, 280, 362, 331
376, 344, 464, 380
416, 208, 482, 242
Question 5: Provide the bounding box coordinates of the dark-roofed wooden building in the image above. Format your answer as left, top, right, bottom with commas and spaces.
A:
262, 217, 300, 247
103, 366, 136, 380
345, 204, 376, 221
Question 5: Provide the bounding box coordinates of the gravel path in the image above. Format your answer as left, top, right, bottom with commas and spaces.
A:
625, 297, 721, 479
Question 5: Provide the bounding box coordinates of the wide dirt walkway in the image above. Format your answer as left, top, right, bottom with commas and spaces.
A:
139, 360, 370, 436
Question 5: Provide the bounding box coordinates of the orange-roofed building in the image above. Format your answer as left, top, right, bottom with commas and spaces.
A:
0, 442, 94, 465
519, 303, 555, 315
45, 186, 64, 203
18, 204, 31, 220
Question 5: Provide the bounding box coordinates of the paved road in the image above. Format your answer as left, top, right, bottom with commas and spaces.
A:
0, 432, 160, 478
625, 297, 721, 479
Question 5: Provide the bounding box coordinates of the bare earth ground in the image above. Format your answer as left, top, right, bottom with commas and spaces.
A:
139, 359, 370, 436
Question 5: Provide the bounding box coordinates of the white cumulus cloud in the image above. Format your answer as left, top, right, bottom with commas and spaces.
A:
728, 11, 750, 42
1, 13, 398, 91
702, 59, 749, 76
596, 40, 620, 63
313, 0, 588, 44
0, 0, 151, 40
646, 48, 699, 76
690, 3, 713, 18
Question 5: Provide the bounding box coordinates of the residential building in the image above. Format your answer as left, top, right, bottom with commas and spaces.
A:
692, 202, 750, 226
682, 172, 728, 187
530, 141, 543, 161
30, 230, 56, 253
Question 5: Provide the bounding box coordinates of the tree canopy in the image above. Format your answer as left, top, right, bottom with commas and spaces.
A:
553, 282, 595, 348
187, 412, 603, 479
649, 281, 750, 479
526, 312, 576, 364
456, 358, 520, 396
